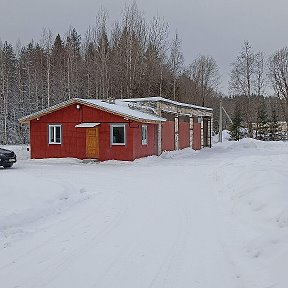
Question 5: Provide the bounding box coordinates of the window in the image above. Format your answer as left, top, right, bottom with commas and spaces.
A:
111, 124, 126, 145
49, 125, 62, 144
141, 125, 148, 145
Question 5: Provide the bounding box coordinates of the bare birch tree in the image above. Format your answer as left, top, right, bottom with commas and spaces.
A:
169, 32, 183, 100
40, 28, 53, 107
268, 47, 288, 122
121, 2, 147, 98
189, 55, 220, 106
147, 16, 169, 96
229, 41, 264, 136
254, 52, 266, 97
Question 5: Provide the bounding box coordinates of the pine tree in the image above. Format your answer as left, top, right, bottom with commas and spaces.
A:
65, 28, 81, 99
0, 42, 17, 144
230, 106, 244, 141
256, 104, 269, 140
51, 34, 66, 103
269, 109, 279, 141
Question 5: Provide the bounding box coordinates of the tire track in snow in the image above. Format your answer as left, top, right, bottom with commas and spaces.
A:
31, 197, 130, 288
148, 209, 189, 288
0, 190, 130, 288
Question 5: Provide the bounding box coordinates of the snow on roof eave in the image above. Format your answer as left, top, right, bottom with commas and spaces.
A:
121, 96, 213, 112
19, 98, 166, 124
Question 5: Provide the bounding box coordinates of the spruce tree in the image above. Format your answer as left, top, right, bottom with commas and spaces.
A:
0, 42, 17, 144
269, 109, 279, 141
230, 106, 244, 141
256, 104, 269, 140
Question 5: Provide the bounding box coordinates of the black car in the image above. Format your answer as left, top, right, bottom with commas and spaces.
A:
0, 148, 17, 168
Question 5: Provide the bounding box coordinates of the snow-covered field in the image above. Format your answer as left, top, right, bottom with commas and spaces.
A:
1, 139, 288, 288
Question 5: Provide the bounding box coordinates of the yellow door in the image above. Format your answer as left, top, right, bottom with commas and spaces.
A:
86, 128, 99, 158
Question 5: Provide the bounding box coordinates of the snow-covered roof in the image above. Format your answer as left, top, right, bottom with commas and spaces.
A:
19, 98, 166, 124
81, 99, 166, 122
122, 96, 213, 112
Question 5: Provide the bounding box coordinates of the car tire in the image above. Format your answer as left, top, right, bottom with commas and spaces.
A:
3, 164, 13, 168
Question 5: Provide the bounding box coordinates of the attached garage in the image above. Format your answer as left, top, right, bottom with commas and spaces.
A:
123, 97, 213, 153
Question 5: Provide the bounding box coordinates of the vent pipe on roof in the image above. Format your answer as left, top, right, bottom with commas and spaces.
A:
102, 97, 115, 104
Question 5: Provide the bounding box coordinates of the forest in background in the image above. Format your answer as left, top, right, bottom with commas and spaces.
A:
1, 3, 288, 144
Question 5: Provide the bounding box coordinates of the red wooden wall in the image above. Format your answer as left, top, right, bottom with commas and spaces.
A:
133, 124, 157, 159
179, 121, 190, 149
30, 103, 157, 161
161, 121, 175, 151
193, 122, 201, 150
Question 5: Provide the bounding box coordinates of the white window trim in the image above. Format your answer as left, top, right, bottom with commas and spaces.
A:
48, 124, 62, 144
141, 125, 148, 145
110, 124, 126, 146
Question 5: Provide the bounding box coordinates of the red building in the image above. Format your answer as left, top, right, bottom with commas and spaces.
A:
19, 97, 213, 161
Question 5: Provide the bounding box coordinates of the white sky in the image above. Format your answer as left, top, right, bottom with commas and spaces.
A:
1, 0, 287, 94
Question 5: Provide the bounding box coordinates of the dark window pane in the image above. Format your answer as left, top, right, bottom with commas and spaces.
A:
113, 126, 125, 144
50, 126, 55, 142
142, 125, 147, 144
55, 126, 61, 143
142, 127, 144, 141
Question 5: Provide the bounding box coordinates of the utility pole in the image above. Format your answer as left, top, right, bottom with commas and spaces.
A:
219, 98, 223, 142
222, 105, 233, 125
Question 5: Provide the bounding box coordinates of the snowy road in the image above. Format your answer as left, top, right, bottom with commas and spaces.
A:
1, 140, 288, 288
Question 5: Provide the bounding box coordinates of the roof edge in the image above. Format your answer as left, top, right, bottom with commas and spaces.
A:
19, 98, 166, 124
121, 96, 213, 112
19, 99, 77, 124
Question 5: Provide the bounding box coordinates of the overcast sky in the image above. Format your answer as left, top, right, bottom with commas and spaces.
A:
1, 0, 287, 94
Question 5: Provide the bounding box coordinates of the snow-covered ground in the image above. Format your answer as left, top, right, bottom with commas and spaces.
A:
0, 139, 288, 288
